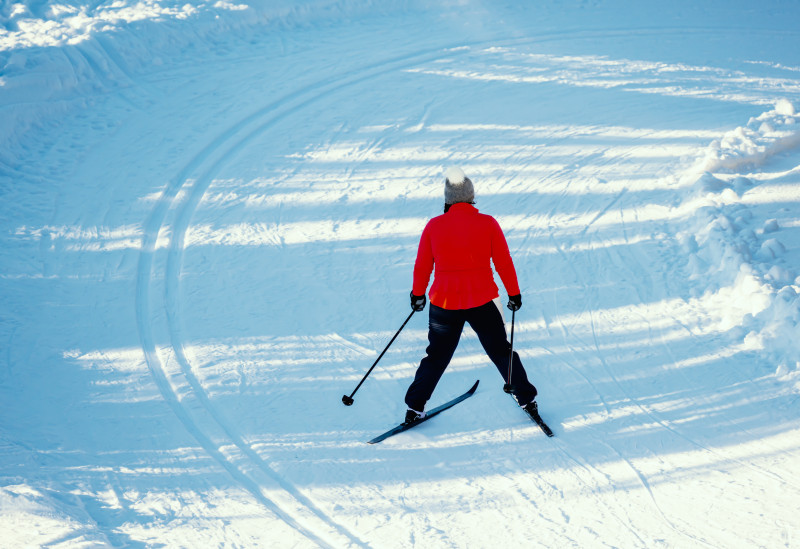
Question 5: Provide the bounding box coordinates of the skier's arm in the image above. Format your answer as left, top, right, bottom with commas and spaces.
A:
412, 224, 434, 297
490, 218, 520, 296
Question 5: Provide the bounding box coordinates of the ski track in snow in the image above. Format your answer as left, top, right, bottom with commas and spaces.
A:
3, 2, 800, 547
542, 190, 714, 547
574, 234, 800, 494
143, 31, 706, 546
136, 33, 600, 547
133, 40, 489, 549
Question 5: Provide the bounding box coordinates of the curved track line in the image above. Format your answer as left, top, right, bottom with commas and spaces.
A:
153, 29, 640, 546
136, 195, 337, 546
132, 24, 796, 545
131, 58, 387, 544
139, 39, 511, 548
153, 30, 626, 544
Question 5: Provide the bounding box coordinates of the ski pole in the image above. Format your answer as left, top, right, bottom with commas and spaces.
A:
503, 308, 516, 394
342, 309, 416, 406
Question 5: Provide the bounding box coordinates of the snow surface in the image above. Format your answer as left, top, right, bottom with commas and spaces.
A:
2, 1, 800, 547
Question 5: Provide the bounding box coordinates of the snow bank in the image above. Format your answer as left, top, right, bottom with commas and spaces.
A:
701, 99, 800, 172
0, 0, 414, 165
0, 1, 209, 50
0, 0, 407, 51
679, 101, 800, 379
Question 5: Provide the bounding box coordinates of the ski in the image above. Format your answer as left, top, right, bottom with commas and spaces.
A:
367, 380, 480, 444
523, 402, 554, 437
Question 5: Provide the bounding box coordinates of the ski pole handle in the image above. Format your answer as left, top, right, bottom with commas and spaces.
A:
342, 309, 416, 406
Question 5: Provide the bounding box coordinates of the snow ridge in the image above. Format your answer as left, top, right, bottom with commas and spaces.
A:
702, 99, 800, 172
680, 100, 800, 380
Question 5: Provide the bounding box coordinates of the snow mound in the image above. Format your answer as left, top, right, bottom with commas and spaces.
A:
702, 100, 800, 172
0, 0, 398, 163
680, 103, 800, 378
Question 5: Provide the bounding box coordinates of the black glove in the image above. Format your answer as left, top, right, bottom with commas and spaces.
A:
507, 294, 522, 311
410, 292, 427, 311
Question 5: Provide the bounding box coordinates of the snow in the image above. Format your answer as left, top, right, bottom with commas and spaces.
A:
2, 1, 800, 547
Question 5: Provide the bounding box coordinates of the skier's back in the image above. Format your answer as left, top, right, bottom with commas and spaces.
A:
405, 167, 539, 423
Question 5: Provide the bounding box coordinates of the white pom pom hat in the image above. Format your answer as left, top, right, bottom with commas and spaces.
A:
444, 166, 475, 205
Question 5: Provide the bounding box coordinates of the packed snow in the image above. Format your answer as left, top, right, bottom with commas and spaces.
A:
2, 1, 800, 547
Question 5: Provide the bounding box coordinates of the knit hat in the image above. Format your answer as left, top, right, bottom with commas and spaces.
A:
444, 166, 475, 205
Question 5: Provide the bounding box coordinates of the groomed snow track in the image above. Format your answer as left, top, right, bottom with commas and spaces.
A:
3, 3, 800, 547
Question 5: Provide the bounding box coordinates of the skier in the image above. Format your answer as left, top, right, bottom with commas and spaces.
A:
405, 167, 539, 424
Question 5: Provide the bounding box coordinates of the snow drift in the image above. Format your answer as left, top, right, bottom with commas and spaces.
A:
680, 100, 800, 380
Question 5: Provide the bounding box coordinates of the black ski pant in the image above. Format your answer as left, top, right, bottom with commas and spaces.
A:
405, 300, 537, 411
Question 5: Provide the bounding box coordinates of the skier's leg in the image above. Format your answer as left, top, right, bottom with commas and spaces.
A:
405, 305, 465, 412
467, 300, 537, 405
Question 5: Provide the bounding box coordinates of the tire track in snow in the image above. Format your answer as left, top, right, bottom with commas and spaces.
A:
590, 283, 719, 545
508, 152, 675, 542
577, 187, 629, 239
498, 416, 650, 547
549, 318, 717, 546
524, 173, 675, 540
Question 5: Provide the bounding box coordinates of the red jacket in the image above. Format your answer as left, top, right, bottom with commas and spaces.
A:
412, 203, 520, 310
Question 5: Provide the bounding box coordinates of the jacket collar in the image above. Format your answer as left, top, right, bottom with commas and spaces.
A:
446, 202, 477, 214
